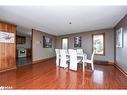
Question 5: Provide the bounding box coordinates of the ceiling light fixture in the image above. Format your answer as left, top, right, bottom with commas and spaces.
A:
69, 22, 72, 24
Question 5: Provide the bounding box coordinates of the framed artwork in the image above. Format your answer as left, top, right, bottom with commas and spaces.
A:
74, 36, 82, 47
0, 31, 15, 43
92, 33, 105, 55
43, 36, 52, 48
116, 28, 123, 48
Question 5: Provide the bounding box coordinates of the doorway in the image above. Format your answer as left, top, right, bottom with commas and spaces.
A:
16, 26, 32, 67
61, 38, 69, 49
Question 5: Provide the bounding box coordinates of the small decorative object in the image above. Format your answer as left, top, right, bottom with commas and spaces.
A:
74, 36, 82, 47
116, 28, 123, 48
0, 31, 14, 43
43, 36, 52, 48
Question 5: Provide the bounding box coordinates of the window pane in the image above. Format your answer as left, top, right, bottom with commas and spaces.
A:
62, 38, 68, 49
93, 34, 104, 55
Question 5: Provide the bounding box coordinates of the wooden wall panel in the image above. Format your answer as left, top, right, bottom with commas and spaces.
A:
0, 22, 16, 72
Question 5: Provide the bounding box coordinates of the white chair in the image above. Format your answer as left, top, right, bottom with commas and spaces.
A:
60, 49, 69, 69
55, 49, 60, 66
64, 49, 69, 55
68, 49, 74, 50
68, 49, 82, 71
83, 50, 95, 71
76, 49, 84, 54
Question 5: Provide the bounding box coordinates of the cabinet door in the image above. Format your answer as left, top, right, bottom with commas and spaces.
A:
16, 36, 25, 44
22, 37, 25, 44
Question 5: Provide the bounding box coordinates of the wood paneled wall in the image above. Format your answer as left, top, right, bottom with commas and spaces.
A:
0, 22, 16, 72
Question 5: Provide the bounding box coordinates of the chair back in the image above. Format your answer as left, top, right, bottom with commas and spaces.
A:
60, 49, 68, 68
69, 49, 77, 60
68, 49, 73, 51
77, 49, 84, 54
60, 49, 66, 60
68, 49, 78, 71
55, 49, 60, 55
65, 49, 68, 55
55, 49, 60, 66
91, 50, 95, 61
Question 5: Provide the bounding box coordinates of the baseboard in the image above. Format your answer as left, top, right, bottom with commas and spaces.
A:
114, 63, 127, 76
94, 60, 114, 65
32, 56, 56, 64
0, 66, 17, 73
108, 61, 114, 65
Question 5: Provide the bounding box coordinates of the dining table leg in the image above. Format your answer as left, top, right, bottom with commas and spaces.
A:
83, 62, 85, 72
83, 55, 86, 72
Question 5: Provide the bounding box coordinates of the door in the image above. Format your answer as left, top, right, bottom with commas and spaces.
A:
61, 38, 68, 49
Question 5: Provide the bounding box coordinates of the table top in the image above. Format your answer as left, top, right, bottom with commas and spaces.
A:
66, 53, 87, 57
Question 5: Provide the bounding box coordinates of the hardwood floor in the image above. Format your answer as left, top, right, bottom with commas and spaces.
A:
0, 58, 127, 89
16, 57, 32, 67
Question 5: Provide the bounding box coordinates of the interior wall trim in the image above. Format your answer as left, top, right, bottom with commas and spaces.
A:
114, 63, 127, 77
0, 67, 17, 73
32, 56, 56, 64
93, 60, 114, 65
108, 61, 114, 65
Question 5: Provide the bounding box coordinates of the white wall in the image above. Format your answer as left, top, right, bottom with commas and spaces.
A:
33, 29, 56, 62
56, 28, 114, 63
115, 15, 127, 73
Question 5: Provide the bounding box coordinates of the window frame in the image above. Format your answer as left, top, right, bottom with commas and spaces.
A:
92, 33, 105, 56
61, 37, 69, 49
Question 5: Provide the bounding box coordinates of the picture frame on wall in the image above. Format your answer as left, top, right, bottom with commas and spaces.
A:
0, 31, 15, 43
74, 36, 82, 47
43, 36, 52, 48
116, 27, 123, 48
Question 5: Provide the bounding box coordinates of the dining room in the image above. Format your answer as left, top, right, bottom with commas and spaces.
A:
0, 6, 127, 90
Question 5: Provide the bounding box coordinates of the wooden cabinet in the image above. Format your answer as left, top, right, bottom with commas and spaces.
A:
0, 22, 16, 72
26, 48, 32, 57
16, 49, 18, 58
16, 36, 26, 44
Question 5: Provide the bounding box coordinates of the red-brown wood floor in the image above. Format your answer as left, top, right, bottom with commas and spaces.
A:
0, 59, 127, 89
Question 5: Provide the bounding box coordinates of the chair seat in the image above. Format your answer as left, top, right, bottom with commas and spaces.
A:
77, 57, 82, 60
83, 59, 92, 63
77, 59, 82, 63
59, 56, 69, 60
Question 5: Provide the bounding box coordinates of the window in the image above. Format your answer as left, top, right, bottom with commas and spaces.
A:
92, 33, 105, 55
61, 38, 68, 49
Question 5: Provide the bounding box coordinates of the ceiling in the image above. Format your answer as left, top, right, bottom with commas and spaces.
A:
0, 6, 127, 36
